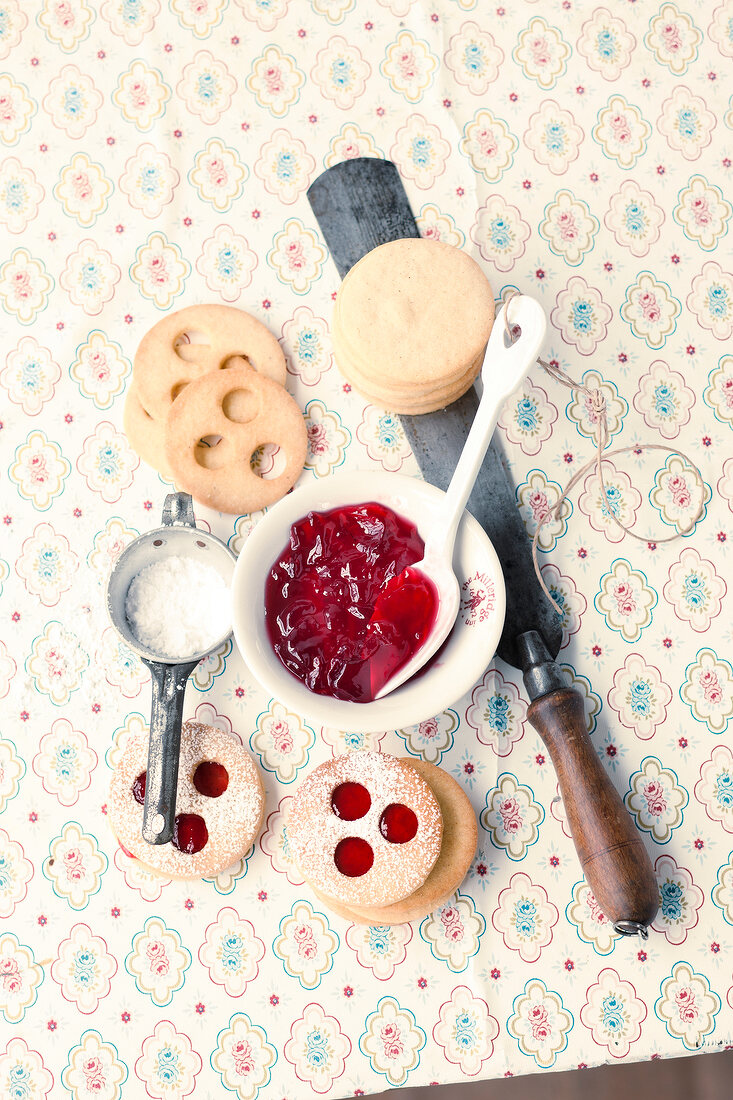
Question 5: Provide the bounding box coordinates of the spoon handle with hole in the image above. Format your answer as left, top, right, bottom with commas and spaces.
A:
141, 659, 199, 844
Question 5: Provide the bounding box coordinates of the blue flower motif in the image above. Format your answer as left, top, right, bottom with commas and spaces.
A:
571, 298, 594, 334
706, 285, 729, 319
8, 1063, 31, 1100
156, 1046, 179, 1084
140, 165, 161, 197
74, 947, 97, 985
216, 246, 240, 280
661, 879, 683, 921
543, 121, 566, 154
0, 855, 13, 892
515, 396, 538, 432
55, 743, 78, 782
487, 694, 510, 733
462, 43, 486, 74
367, 926, 392, 954
305, 1027, 330, 1067
629, 678, 652, 717
296, 329, 320, 364
676, 107, 698, 141
221, 933, 244, 971
20, 357, 41, 393
276, 149, 297, 181
454, 1011, 478, 1048
488, 216, 512, 251
3, 180, 26, 212
599, 483, 621, 518
330, 58, 352, 88
63, 86, 84, 117
197, 72, 219, 103
514, 898, 537, 938
37, 548, 60, 581
653, 382, 677, 419
683, 572, 706, 608
377, 413, 401, 450
601, 993, 625, 1032
595, 28, 618, 60
96, 444, 120, 479
122, 0, 144, 25
80, 262, 101, 293
715, 771, 733, 808
410, 136, 432, 168
624, 201, 647, 236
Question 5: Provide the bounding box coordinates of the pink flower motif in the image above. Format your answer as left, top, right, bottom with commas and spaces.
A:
0, 95, 16, 123
556, 210, 578, 240
643, 778, 667, 817
293, 924, 317, 959
308, 421, 328, 456
397, 50, 418, 80
586, 892, 608, 925
284, 239, 306, 271
231, 1038, 255, 1076
146, 939, 170, 975
440, 905, 465, 941
12, 269, 32, 299
207, 157, 229, 187
63, 846, 86, 880
690, 196, 711, 225
0, 957, 21, 992
499, 797, 523, 833
638, 291, 661, 323
660, 23, 682, 52
71, 171, 93, 200
418, 717, 439, 741
477, 127, 498, 158
668, 475, 691, 508
699, 669, 723, 705
264, 67, 284, 95
528, 490, 551, 524
145, 253, 168, 286
380, 1022, 403, 1059
27, 452, 50, 485
675, 986, 698, 1022
528, 1003, 551, 1040
613, 581, 637, 616
270, 720, 293, 754
609, 113, 632, 143
529, 37, 551, 66
128, 81, 150, 109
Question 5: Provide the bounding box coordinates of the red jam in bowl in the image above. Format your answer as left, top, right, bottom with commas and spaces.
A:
264, 503, 438, 703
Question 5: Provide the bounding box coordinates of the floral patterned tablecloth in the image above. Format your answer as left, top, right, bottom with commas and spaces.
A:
2, 0, 733, 1096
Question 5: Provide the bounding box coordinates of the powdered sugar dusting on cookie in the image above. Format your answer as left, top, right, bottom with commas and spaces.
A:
287, 751, 442, 907
109, 719, 264, 879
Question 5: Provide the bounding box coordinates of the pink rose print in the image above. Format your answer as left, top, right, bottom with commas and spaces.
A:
660, 23, 683, 53
0, 957, 21, 993
609, 113, 632, 144
586, 892, 608, 926
440, 906, 465, 941
668, 475, 691, 508
556, 210, 578, 241
675, 986, 698, 1023
293, 924, 317, 959
643, 778, 667, 817
308, 421, 329, 456
264, 66, 284, 96
146, 940, 170, 975
232, 1038, 255, 1076
528, 1004, 551, 1041
499, 797, 523, 833
380, 1022, 404, 1060
699, 669, 723, 705
528, 489, 551, 525
613, 580, 637, 617
638, 291, 661, 323
270, 720, 293, 754
82, 1055, 106, 1093
529, 36, 551, 67
63, 846, 86, 881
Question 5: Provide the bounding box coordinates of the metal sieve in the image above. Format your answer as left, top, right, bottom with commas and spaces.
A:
106, 492, 236, 846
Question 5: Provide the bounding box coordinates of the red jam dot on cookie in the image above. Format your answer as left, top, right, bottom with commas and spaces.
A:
331, 782, 371, 820
193, 761, 229, 798
379, 803, 418, 844
132, 771, 147, 805
334, 837, 374, 877
172, 813, 208, 855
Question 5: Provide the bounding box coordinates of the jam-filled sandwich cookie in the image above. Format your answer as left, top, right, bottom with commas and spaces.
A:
109, 720, 265, 879
287, 751, 476, 924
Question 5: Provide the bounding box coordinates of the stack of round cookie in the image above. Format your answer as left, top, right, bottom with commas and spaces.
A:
331, 238, 495, 414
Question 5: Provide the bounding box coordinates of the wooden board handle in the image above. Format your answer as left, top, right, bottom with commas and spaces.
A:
527, 687, 658, 934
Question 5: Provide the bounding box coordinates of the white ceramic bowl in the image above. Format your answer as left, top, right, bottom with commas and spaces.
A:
231, 470, 506, 733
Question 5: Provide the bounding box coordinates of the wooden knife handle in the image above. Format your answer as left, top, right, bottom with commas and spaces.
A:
527, 686, 658, 934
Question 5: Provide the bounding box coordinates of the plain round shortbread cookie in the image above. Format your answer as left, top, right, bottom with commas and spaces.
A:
309, 759, 477, 925
332, 239, 494, 410
109, 719, 265, 879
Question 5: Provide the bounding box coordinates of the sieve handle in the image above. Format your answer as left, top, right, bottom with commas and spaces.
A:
141, 659, 199, 845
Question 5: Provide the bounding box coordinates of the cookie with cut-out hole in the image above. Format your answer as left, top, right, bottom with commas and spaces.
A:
163, 365, 307, 514
109, 719, 265, 879
123, 383, 172, 479
133, 304, 287, 422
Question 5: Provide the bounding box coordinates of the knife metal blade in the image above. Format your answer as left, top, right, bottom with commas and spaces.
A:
306, 158, 658, 935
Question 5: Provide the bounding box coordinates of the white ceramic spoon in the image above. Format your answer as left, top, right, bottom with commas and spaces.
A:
374, 295, 547, 700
